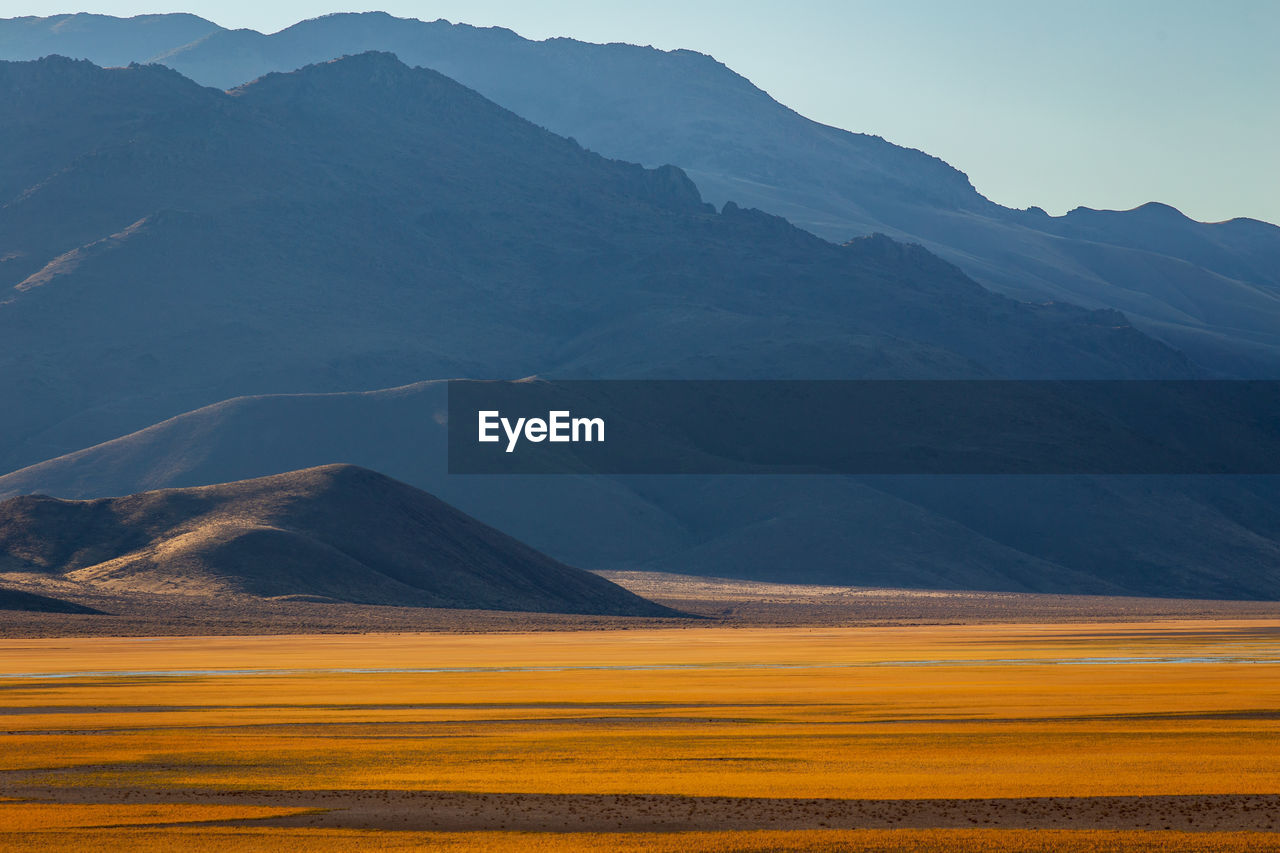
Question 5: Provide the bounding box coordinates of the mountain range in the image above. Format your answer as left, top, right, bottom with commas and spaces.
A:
0, 51, 1191, 473
0, 17, 1276, 602
4, 11, 1279, 376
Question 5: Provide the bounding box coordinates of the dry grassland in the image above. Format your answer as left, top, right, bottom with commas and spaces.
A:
0, 620, 1276, 850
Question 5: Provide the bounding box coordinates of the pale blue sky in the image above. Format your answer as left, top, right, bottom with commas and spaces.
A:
9, 1, 1279, 224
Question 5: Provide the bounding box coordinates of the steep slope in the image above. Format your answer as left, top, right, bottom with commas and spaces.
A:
0, 464, 671, 615
5, 383, 1279, 600
0, 54, 1191, 472
2, 12, 1273, 373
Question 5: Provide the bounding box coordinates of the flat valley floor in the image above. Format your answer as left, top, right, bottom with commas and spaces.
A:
1, 578, 1279, 851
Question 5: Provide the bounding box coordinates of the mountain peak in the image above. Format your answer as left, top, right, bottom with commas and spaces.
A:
228, 462, 403, 497
229, 49, 480, 106
232, 49, 410, 89
1129, 201, 1192, 222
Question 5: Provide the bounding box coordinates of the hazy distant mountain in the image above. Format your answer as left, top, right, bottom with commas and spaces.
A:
3, 11, 1277, 374
0, 53, 1190, 472
5, 381, 1279, 600
0, 12, 218, 67
0, 463, 671, 615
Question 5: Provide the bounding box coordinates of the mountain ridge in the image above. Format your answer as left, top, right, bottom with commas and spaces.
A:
0, 52, 1193, 473
4, 11, 1272, 373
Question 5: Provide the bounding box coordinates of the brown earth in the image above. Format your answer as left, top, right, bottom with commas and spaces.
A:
2, 786, 1277, 833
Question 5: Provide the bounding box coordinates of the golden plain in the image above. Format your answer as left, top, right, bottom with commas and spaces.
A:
1, 621, 1277, 851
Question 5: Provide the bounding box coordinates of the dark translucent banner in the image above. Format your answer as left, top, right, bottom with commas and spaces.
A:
447, 380, 1280, 475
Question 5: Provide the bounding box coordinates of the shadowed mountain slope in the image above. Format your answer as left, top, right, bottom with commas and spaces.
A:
0, 464, 672, 615
6, 383, 1279, 601
0, 53, 1192, 472
0, 586, 101, 613
3, 11, 1276, 374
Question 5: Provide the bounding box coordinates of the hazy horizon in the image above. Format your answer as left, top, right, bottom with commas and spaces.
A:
4, 1, 1278, 226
